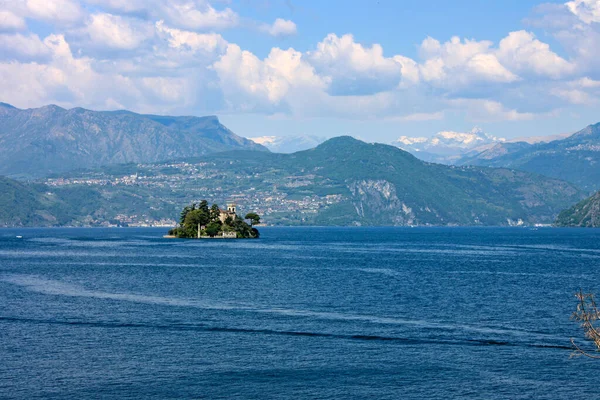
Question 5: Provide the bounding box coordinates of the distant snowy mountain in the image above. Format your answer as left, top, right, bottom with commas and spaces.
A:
392, 128, 505, 164
248, 135, 327, 153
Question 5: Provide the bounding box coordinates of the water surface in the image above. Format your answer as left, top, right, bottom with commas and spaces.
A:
1, 227, 599, 399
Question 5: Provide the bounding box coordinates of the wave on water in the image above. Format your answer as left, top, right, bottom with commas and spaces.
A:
1, 274, 565, 341
0, 315, 572, 351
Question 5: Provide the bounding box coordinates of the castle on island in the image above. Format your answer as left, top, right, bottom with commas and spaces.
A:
167, 200, 260, 239
218, 203, 237, 224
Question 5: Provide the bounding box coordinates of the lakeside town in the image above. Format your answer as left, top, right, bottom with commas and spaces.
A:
43, 160, 346, 227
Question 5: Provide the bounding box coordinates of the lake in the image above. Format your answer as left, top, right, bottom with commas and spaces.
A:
1, 227, 599, 399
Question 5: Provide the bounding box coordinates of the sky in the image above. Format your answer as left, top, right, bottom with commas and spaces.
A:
1, 0, 600, 142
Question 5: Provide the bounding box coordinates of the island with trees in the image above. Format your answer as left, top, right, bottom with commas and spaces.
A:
167, 201, 260, 239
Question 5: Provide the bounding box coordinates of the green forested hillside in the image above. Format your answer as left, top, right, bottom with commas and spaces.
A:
0, 176, 177, 227
12, 136, 585, 227
555, 191, 600, 227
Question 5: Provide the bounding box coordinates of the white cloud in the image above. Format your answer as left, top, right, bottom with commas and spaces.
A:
25, 0, 84, 24
551, 88, 593, 104
160, 0, 239, 31
1, 0, 598, 126
0, 32, 50, 61
261, 18, 297, 37
0, 10, 26, 31
566, 0, 600, 23
308, 33, 403, 95
418, 36, 518, 88
448, 98, 538, 121
496, 30, 574, 78
141, 76, 187, 102
575, 76, 600, 87
83, 13, 154, 50
213, 43, 326, 111
392, 55, 420, 87
155, 20, 226, 54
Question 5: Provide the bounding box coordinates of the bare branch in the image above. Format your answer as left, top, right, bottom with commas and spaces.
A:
571, 289, 600, 358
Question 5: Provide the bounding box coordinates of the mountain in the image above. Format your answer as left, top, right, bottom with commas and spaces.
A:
457, 123, 600, 191
0, 174, 179, 227
555, 191, 600, 227
391, 128, 505, 164
248, 135, 326, 153
14, 136, 584, 227
0, 103, 266, 179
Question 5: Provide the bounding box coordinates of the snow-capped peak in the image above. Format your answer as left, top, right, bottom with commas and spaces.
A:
248, 136, 278, 145
392, 127, 506, 163
395, 136, 428, 146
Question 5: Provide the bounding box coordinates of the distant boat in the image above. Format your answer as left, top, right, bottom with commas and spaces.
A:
16, 236, 23, 239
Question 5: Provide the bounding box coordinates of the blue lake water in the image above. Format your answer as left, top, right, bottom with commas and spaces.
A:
1, 227, 600, 399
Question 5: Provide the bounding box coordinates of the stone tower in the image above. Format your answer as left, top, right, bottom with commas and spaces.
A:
227, 203, 237, 214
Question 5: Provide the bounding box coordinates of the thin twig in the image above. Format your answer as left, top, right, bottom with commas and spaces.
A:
571, 289, 600, 358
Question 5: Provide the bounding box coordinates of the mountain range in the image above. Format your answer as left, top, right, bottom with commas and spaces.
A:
0, 103, 266, 179
391, 127, 505, 164
0, 136, 584, 227
457, 123, 600, 191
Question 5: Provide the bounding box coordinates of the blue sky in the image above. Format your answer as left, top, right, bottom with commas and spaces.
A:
1, 0, 599, 142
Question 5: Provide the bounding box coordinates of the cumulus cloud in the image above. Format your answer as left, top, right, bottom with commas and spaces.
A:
82, 13, 154, 50
496, 30, 574, 78
308, 33, 403, 96
0, 10, 26, 32
418, 36, 518, 88
0, 32, 50, 61
1, 0, 599, 125
159, 0, 239, 31
213, 43, 326, 112
566, 0, 600, 23
260, 18, 297, 37
155, 20, 227, 54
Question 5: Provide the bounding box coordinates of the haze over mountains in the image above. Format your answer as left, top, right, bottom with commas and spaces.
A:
249, 135, 326, 153
0, 103, 266, 179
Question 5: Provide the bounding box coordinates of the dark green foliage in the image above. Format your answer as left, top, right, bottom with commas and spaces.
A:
210, 204, 220, 222
205, 222, 221, 237
180, 205, 194, 224
198, 200, 209, 215
170, 201, 259, 239
244, 212, 260, 226
555, 191, 600, 227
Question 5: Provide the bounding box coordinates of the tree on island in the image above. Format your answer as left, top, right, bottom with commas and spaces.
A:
205, 221, 221, 237
210, 203, 220, 222
245, 212, 260, 226
168, 201, 260, 239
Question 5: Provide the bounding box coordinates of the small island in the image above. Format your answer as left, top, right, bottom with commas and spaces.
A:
167, 201, 260, 239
